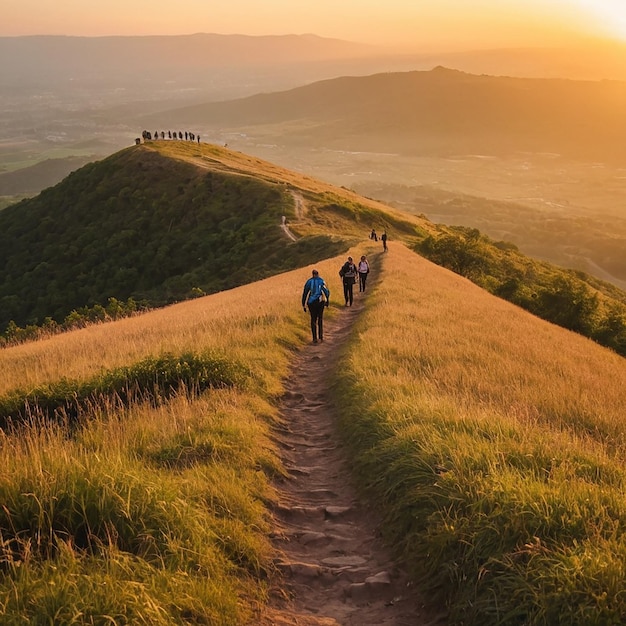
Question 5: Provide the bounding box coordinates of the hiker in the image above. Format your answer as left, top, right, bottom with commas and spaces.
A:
339, 256, 358, 306
370, 228, 378, 241
358, 255, 370, 292
381, 231, 388, 252
302, 269, 330, 344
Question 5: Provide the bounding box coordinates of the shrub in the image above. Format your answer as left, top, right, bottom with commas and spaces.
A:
0, 352, 246, 427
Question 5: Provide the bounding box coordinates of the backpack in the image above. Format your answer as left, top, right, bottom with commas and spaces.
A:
309, 277, 326, 304
340, 262, 356, 281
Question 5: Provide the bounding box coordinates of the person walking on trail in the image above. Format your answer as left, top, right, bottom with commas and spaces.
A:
302, 269, 330, 344
339, 256, 358, 306
370, 228, 378, 241
381, 231, 388, 252
358, 255, 370, 292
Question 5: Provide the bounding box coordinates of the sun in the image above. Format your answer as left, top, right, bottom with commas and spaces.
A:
574, 0, 626, 41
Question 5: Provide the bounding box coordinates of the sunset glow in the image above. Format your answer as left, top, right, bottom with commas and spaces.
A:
573, 0, 626, 40
2, 0, 626, 49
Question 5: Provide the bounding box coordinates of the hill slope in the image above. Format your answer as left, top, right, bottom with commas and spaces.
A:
0, 141, 428, 330
1, 244, 626, 624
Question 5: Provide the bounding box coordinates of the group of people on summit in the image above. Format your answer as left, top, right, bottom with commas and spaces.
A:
140, 130, 201, 143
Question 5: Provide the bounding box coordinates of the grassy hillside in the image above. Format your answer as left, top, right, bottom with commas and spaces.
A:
2, 244, 626, 624
0, 141, 427, 332
336, 244, 626, 625
0, 251, 348, 624
414, 223, 626, 357
3, 140, 626, 359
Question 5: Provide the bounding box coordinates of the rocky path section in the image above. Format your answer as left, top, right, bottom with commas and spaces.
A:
259, 293, 445, 625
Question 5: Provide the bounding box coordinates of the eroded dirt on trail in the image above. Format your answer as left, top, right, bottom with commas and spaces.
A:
259, 293, 446, 626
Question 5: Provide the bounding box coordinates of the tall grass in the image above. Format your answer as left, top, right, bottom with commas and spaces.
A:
7, 237, 625, 623
0, 253, 357, 624
335, 243, 626, 625
0, 352, 246, 427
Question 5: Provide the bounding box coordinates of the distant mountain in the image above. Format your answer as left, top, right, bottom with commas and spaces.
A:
0, 33, 377, 100
405, 41, 626, 82
0, 156, 96, 196
153, 67, 626, 164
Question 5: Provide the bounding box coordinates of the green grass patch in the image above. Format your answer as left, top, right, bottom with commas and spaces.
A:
0, 388, 278, 624
334, 248, 626, 625
0, 352, 246, 427
336, 390, 626, 625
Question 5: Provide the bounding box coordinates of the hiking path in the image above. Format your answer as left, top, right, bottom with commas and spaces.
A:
259, 283, 446, 625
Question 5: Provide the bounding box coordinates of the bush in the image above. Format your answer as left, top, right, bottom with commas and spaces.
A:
0, 352, 246, 427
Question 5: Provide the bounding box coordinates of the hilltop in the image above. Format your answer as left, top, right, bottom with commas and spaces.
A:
0, 141, 426, 331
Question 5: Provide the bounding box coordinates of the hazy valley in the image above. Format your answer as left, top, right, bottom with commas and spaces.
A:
2, 35, 625, 291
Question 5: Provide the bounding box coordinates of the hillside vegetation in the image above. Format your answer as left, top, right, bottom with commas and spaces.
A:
337, 244, 626, 625
2, 243, 626, 624
3, 140, 626, 360
415, 224, 626, 357
0, 141, 425, 333
0, 253, 344, 624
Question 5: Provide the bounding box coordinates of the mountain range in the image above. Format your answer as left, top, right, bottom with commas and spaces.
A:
153, 67, 626, 163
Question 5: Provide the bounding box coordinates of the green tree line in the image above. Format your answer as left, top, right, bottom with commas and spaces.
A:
416, 226, 626, 357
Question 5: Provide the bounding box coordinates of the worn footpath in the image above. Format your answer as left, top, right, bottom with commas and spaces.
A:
258, 287, 446, 625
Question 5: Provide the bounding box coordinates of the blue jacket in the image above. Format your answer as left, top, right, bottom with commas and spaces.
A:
302, 276, 330, 307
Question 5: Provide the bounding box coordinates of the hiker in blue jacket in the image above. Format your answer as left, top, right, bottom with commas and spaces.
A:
302, 269, 330, 344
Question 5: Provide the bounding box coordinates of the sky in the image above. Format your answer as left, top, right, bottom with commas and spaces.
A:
3, 0, 626, 51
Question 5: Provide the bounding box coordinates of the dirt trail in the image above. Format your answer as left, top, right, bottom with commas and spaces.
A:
260, 290, 445, 625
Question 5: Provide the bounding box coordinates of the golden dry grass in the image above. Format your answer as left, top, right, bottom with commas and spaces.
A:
336, 242, 626, 624
0, 247, 376, 396
351, 242, 626, 447
3, 237, 626, 624
0, 247, 375, 624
